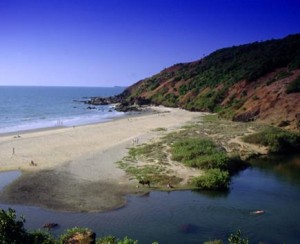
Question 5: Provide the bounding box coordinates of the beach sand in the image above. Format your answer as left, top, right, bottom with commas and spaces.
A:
0, 106, 203, 212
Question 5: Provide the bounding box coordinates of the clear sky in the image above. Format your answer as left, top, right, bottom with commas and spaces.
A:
0, 0, 299, 87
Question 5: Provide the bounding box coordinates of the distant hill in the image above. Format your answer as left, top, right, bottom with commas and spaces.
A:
119, 34, 300, 130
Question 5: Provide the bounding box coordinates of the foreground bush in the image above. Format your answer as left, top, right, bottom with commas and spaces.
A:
0, 208, 27, 244
192, 169, 230, 190
27, 230, 55, 244
97, 236, 139, 244
242, 127, 300, 153
59, 227, 95, 243
228, 230, 249, 244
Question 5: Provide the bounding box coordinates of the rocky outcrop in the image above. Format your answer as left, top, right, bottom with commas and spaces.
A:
233, 108, 260, 122
85, 96, 123, 105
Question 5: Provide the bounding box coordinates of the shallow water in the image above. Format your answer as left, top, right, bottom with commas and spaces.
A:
1, 155, 300, 243
0, 171, 21, 191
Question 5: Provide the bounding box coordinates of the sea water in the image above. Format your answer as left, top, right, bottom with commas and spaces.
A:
0, 86, 125, 134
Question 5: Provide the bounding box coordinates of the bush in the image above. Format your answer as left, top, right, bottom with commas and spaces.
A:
186, 152, 230, 170
27, 230, 56, 244
171, 138, 236, 171
286, 75, 300, 93
192, 169, 230, 190
0, 208, 27, 244
228, 230, 249, 244
242, 127, 300, 153
172, 138, 221, 161
59, 227, 93, 243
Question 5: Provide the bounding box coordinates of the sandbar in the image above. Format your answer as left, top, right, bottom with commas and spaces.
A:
0, 106, 203, 212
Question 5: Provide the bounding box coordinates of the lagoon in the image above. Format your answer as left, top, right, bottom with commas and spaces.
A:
1, 154, 300, 243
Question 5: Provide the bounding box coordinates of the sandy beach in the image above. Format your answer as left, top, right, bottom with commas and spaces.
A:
0, 106, 202, 212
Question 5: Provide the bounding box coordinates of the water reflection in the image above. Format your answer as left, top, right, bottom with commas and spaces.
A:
192, 189, 230, 199
250, 154, 300, 185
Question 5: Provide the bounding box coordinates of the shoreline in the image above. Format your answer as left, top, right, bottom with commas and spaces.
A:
0, 106, 203, 212
0, 107, 154, 138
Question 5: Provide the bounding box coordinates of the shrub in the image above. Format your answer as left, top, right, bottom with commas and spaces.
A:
0, 208, 27, 244
171, 138, 235, 171
228, 230, 249, 244
59, 227, 93, 243
192, 169, 230, 190
27, 230, 56, 244
97, 235, 117, 244
286, 75, 300, 93
185, 152, 230, 170
171, 138, 220, 161
242, 127, 300, 153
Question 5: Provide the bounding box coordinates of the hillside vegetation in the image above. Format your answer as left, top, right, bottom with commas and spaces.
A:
119, 34, 300, 130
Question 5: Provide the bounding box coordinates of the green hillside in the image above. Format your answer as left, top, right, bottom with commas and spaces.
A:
118, 34, 300, 129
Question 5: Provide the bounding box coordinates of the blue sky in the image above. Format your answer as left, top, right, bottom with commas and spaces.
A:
0, 0, 299, 87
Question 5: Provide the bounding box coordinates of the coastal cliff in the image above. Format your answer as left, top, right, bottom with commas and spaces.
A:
91, 34, 300, 130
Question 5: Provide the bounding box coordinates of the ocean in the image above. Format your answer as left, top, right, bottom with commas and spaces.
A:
0, 86, 125, 134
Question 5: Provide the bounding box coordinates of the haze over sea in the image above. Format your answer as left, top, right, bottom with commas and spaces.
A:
0, 86, 125, 134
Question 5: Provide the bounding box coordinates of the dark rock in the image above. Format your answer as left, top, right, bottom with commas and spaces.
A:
115, 104, 141, 112
139, 180, 150, 187
233, 108, 260, 122
135, 97, 151, 105
43, 223, 59, 229
85, 95, 125, 106
278, 120, 290, 127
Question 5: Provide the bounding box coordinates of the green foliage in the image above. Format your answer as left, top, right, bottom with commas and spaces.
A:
171, 138, 231, 170
120, 34, 300, 117
128, 142, 166, 161
97, 235, 118, 244
275, 70, 292, 80
179, 84, 189, 95
242, 127, 300, 153
192, 169, 230, 190
286, 75, 300, 93
116, 236, 138, 244
27, 230, 56, 244
228, 230, 249, 244
97, 235, 139, 244
162, 93, 178, 107
59, 227, 91, 243
0, 208, 27, 244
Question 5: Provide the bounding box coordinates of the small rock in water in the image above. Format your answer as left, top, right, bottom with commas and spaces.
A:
42, 223, 59, 229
